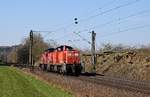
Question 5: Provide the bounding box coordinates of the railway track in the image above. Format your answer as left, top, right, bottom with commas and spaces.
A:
77, 75, 150, 94
19, 66, 150, 95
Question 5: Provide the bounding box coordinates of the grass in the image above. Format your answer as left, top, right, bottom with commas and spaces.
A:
0, 66, 74, 97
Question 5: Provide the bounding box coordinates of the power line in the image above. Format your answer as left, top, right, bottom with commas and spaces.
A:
68, 0, 142, 46
44, 23, 74, 37
79, 9, 150, 33
97, 24, 150, 38
73, 32, 91, 44
78, 0, 140, 24
77, 0, 118, 19
42, 0, 132, 38
68, 39, 81, 47
61, 0, 142, 46
32, 30, 53, 33
68, 39, 80, 42
38, 0, 142, 45
28, 30, 54, 40
48, 0, 118, 32
49, 0, 140, 36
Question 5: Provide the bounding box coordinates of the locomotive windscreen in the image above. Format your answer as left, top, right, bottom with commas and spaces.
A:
65, 46, 73, 51
56, 45, 74, 51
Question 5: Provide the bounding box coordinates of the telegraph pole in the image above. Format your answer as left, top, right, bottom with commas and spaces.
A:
91, 30, 96, 74
15, 45, 17, 64
29, 30, 33, 70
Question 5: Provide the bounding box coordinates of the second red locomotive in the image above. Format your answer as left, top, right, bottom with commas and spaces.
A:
39, 45, 82, 75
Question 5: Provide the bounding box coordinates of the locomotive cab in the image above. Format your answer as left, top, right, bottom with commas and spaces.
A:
58, 45, 82, 75
56, 45, 80, 64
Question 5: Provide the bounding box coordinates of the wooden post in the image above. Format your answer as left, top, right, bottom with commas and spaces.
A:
29, 30, 33, 70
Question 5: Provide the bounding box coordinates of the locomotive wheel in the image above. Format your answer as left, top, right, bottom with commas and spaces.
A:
46, 65, 50, 72
57, 65, 62, 73
71, 65, 75, 74
75, 65, 82, 76
41, 64, 44, 70
39, 64, 42, 70
50, 65, 54, 72
43, 64, 47, 71
62, 64, 67, 75
66, 65, 72, 75
59, 66, 63, 74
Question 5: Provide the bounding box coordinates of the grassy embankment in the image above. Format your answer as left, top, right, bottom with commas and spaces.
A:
0, 66, 74, 97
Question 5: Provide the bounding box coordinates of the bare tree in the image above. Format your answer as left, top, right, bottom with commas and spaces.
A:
8, 33, 50, 64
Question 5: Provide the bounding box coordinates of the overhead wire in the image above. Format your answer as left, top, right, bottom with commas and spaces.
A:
42, 0, 122, 38
43, 23, 74, 37
73, 32, 91, 44
40, 0, 142, 47
68, 39, 81, 47
76, 0, 118, 19
79, 9, 150, 33
70, 0, 141, 45
78, 0, 141, 23
32, 30, 53, 33
97, 24, 150, 38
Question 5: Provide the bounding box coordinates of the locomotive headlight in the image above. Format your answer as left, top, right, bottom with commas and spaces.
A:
68, 53, 72, 56
75, 53, 79, 56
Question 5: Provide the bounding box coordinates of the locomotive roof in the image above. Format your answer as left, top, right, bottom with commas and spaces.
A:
57, 45, 73, 48
44, 45, 74, 52
45, 48, 55, 52
57, 45, 73, 49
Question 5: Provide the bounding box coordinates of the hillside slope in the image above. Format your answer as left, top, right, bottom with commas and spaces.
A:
82, 49, 150, 81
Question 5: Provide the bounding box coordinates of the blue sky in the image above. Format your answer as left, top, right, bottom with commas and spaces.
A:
0, 0, 150, 49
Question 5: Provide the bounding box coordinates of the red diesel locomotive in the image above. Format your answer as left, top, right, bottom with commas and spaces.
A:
39, 45, 82, 75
